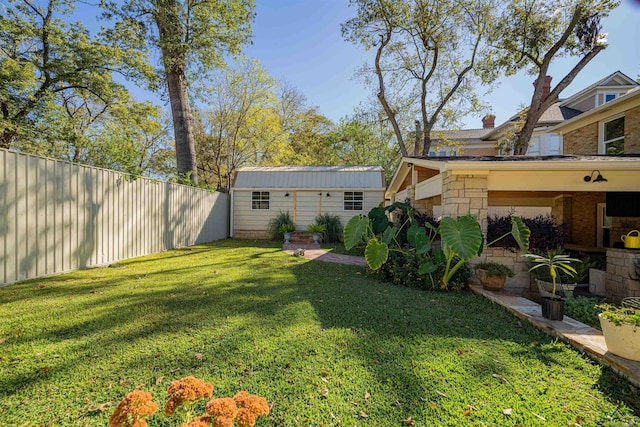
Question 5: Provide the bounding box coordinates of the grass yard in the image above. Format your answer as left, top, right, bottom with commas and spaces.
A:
0, 239, 638, 426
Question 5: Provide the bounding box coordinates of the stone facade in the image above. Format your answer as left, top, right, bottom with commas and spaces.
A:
233, 230, 271, 240
441, 172, 489, 231
625, 106, 640, 154
605, 248, 640, 303
563, 122, 598, 154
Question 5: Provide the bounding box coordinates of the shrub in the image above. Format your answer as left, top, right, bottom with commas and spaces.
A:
267, 211, 293, 240
487, 214, 563, 251
306, 223, 326, 236
315, 213, 342, 243
565, 296, 605, 329
474, 261, 515, 278
373, 251, 469, 292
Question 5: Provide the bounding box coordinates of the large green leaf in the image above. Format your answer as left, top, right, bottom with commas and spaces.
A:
439, 215, 483, 261
418, 260, 438, 275
511, 216, 531, 253
368, 207, 390, 235
365, 240, 389, 270
343, 215, 369, 250
414, 233, 431, 255
406, 224, 425, 247
381, 226, 398, 245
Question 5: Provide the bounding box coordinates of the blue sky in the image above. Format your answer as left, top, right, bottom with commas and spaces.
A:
244, 0, 640, 129
77, 0, 640, 129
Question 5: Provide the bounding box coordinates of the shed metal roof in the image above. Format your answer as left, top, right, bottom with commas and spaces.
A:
232, 166, 385, 189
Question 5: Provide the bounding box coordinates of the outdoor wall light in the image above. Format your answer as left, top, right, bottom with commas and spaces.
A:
326, 193, 331, 197
584, 170, 608, 183
284, 193, 290, 197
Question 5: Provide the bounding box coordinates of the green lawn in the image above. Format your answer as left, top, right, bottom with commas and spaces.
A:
0, 239, 637, 426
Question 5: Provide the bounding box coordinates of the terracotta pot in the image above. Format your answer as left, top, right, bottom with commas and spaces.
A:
541, 297, 564, 321
477, 269, 507, 291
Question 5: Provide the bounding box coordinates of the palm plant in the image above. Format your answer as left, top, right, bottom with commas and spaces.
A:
523, 253, 580, 299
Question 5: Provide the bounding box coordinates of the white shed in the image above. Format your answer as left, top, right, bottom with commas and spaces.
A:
230, 166, 386, 239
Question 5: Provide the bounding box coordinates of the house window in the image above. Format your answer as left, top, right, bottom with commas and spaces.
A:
344, 191, 363, 211
605, 94, 616, 103
602, 116, 624, 154
528, 136, 541, 156
251, 191, 270, 210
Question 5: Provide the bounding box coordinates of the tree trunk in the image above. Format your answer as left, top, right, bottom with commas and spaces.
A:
155, 0, 198, 184
165, 67, 198, 183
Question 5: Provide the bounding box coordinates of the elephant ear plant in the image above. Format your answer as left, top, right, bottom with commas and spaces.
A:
436, 214, 530, 288
343, 202, 411, 270
345, 208, 530, 290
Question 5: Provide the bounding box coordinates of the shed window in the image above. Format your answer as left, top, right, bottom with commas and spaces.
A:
344, 191, 363, 211
602, 116, 624, 154
251, 192, 270, 210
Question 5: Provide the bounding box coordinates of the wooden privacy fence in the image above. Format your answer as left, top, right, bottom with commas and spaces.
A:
0, 148, 229, 285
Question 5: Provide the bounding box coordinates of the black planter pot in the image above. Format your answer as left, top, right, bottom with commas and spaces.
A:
541, 297, 565, 320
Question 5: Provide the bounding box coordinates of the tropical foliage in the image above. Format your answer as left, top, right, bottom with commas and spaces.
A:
344, 203, 529, 290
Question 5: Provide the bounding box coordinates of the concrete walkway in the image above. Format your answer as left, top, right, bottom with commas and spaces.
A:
282, 244, 367, 267
469, 283, 640, 388
281, 245, 640, 387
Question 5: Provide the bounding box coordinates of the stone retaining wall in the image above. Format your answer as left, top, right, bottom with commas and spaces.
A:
606, 248, 640, 303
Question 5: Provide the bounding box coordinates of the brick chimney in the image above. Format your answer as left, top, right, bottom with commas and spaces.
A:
482, 114, 495, 129
534, 75, 552, 101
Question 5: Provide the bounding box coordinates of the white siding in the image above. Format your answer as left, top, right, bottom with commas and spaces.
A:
0, 148, 229, 285
233, 189, 384, 232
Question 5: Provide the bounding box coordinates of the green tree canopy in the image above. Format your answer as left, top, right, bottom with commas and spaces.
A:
487, 0, 618, 154
342, 0, 497, 156
101, 0, 255, 183
0, 0, 155, 148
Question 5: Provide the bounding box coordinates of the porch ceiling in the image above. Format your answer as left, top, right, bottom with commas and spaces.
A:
387, 155, 640, 199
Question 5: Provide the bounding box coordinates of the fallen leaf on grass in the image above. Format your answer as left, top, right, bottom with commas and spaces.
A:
492, 373, 511, 385
402, 416, 415, 425
155, 376, 164, 386
436, 390, 448, 398
321, 376, 329, 383
502, 408, 512, 416
364, 391, 370, 401
193, 353, 204, 360
320, 388, 329, 397
430, 402, 437, 409
532, 412, 546, 420
0, 337, 7, 344
359, 411, 368, 418
463, 410, 471, 416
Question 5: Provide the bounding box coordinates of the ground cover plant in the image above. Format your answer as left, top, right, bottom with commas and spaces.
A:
0, 239, 638, 426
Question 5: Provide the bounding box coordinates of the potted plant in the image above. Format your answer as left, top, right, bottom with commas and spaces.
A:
474, 261, 515, 291
306, 223, 325, 245
279, 223, 296, 244
598, 301, 640, 361
523, 252, 580, 320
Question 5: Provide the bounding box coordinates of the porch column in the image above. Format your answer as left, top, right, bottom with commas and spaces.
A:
441, 171, 489, 233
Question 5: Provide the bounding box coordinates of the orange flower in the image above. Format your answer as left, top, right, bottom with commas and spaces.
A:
180, 421, 210, 427
165, 377, 214, 416
243, 395, 269, 416
206, 397, 238, 418
232, 391, 250, 408
234, 408, 257, 427
109, 390, 158, 427
212, 416, 234, 427
233, 392, 269, 417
